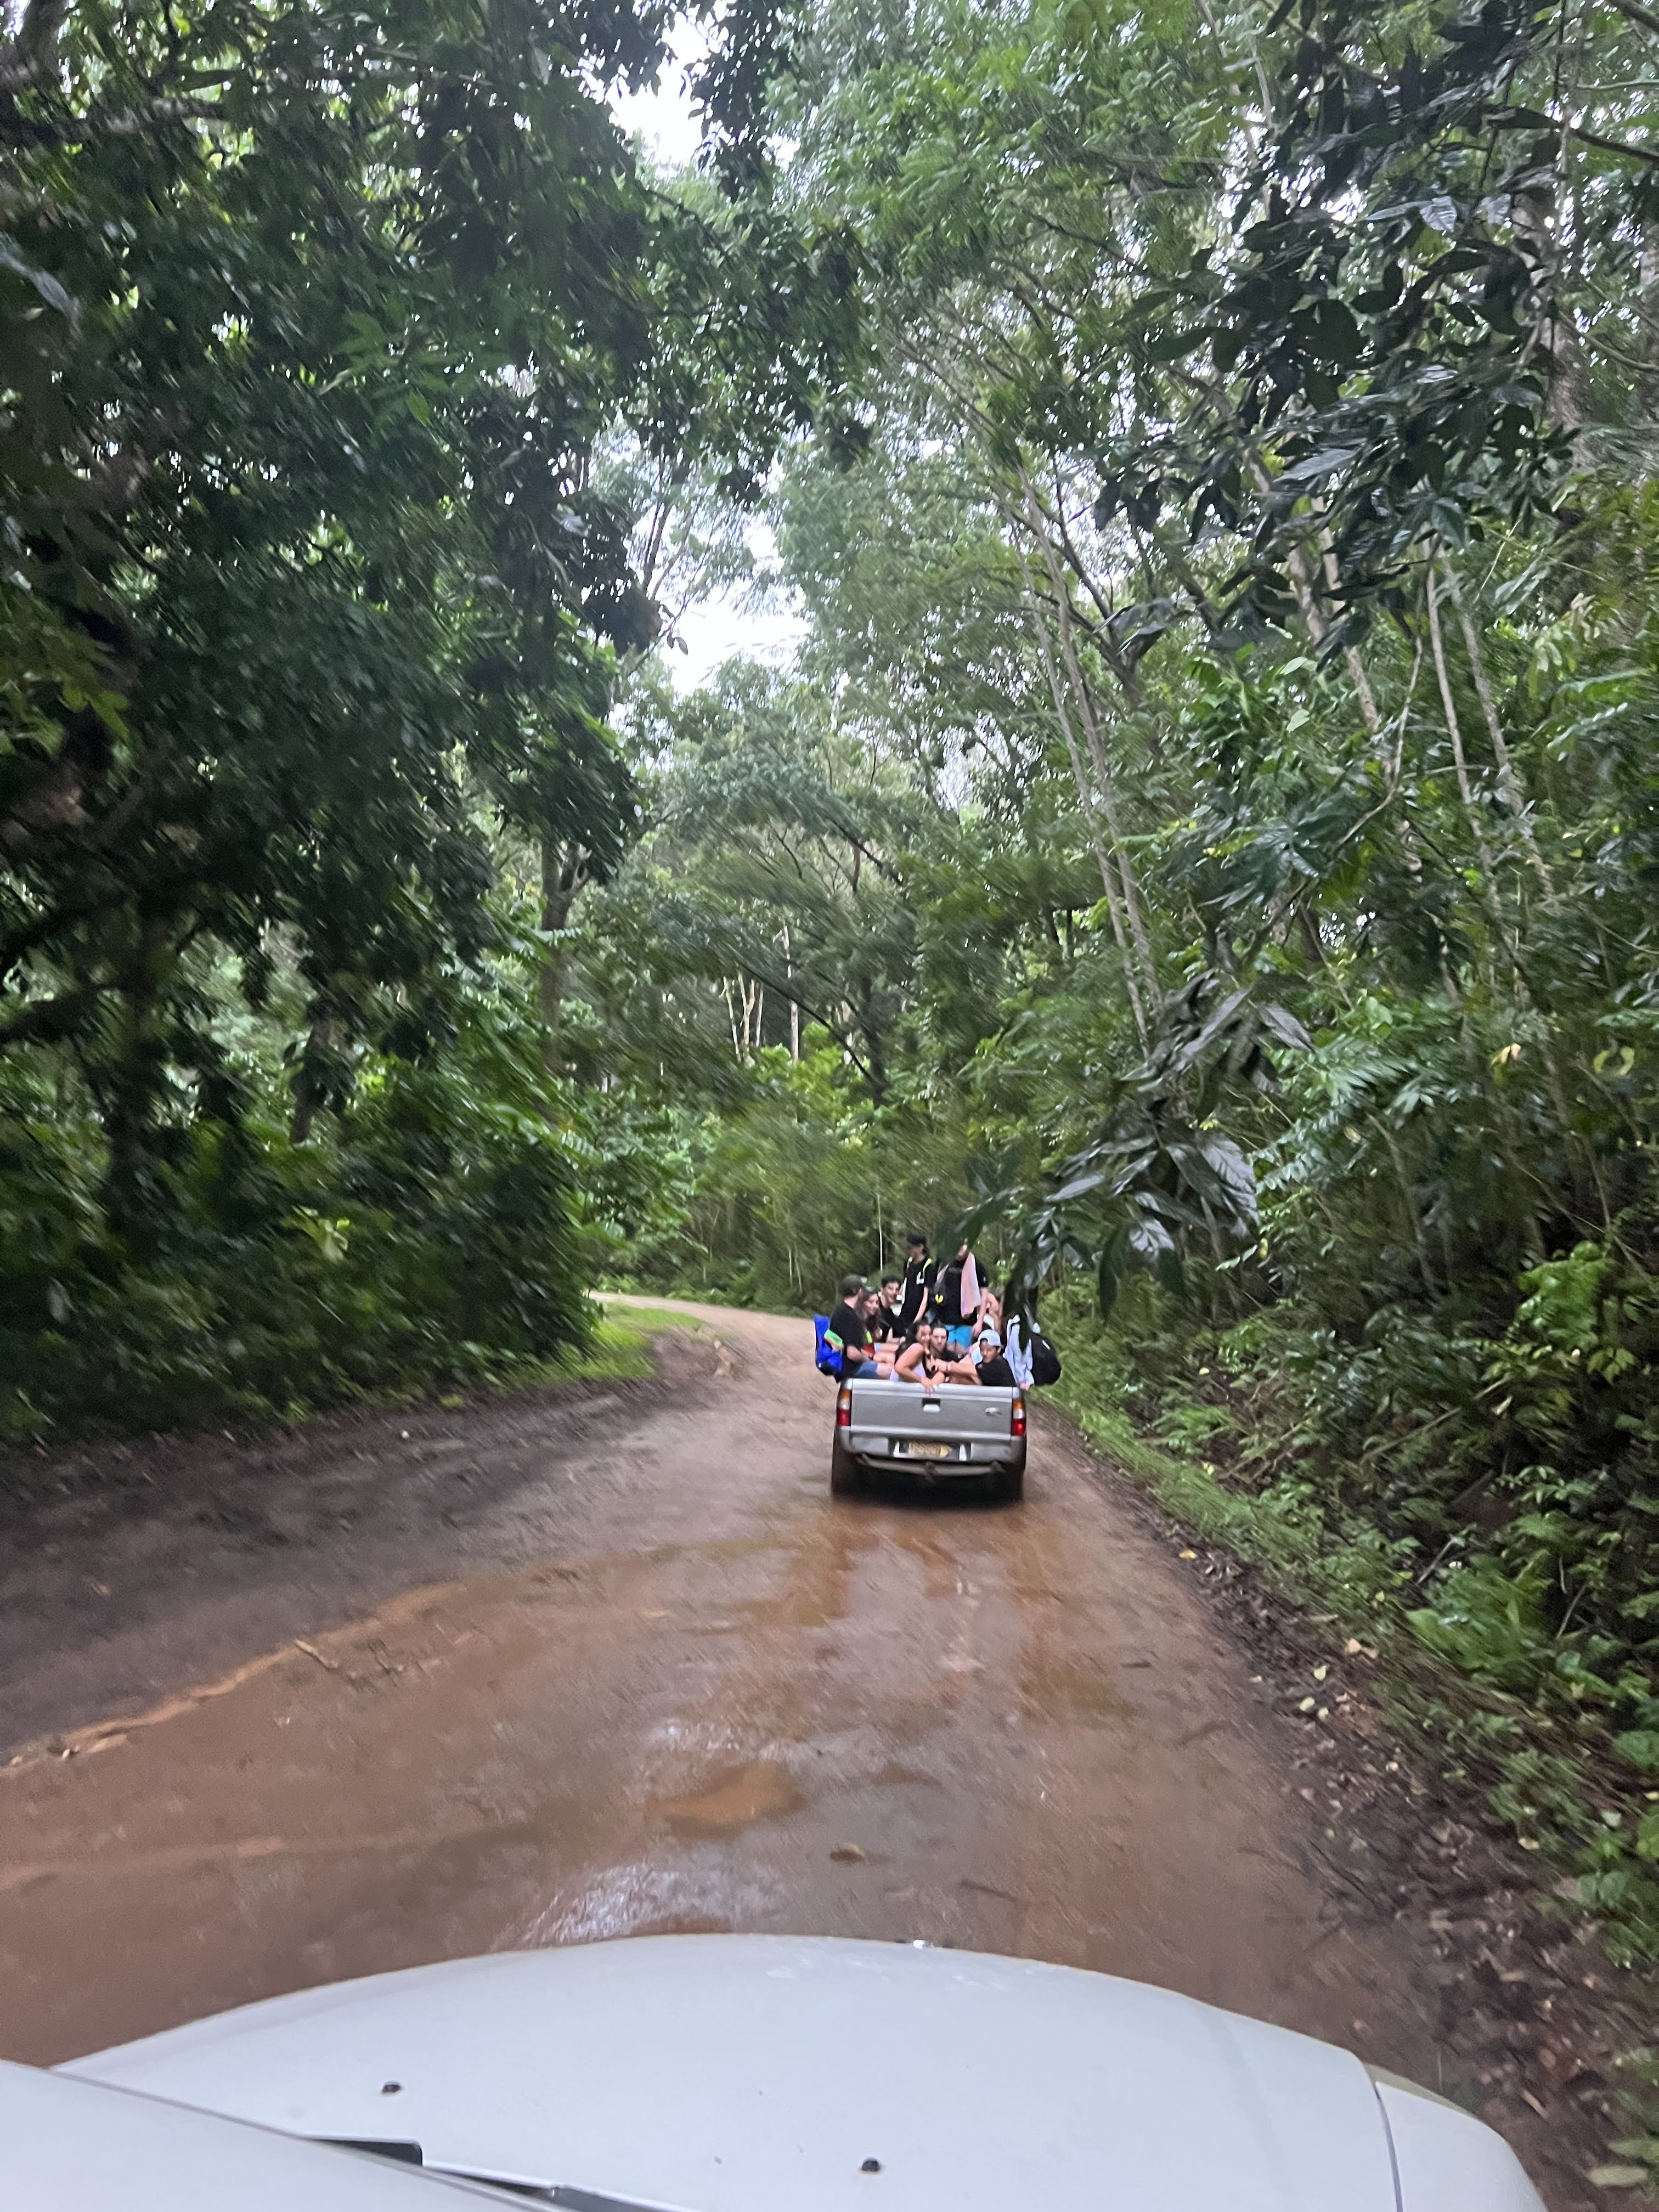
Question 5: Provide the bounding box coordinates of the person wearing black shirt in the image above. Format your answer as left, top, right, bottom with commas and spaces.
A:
897, 1234, 936, 1334
826, 1273, 872, 1377
870, 1272, 905, 1342
930, 1242, 982, 1345
973, 1327, 1017, 1390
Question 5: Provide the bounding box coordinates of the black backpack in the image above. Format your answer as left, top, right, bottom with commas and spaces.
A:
1029, 1329, 1062, 1386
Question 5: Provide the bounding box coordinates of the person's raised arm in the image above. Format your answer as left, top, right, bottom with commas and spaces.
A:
961, 1248, 983, 1329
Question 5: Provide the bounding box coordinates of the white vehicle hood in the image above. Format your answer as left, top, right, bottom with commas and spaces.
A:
3, 2056, 517, 2211
58, 1934, 1538, 2211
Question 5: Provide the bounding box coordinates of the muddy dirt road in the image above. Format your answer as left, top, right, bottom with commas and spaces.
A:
2, 1303, 1446, 2098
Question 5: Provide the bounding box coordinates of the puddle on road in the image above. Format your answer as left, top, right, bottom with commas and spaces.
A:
685, 1588, 844, 1633
519, 1853, 786, 1948
652, 1758, 806, 1837
1019, 1650, 1135, 1726
635, 1533, 786, 1568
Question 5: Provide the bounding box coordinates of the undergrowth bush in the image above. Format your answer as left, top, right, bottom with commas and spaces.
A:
0, 1052, 594, 1437
1046, 1286, 1659, 1973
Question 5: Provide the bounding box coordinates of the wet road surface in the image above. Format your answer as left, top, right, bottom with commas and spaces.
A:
0, 1301, 1439, 2080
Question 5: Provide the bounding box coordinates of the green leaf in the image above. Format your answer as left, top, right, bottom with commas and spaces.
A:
1144, 325, 1210, 363
1261, 1003, 1312, 1051
1613, 1730, 1659, 1774
1050, 1166, 1109, 1204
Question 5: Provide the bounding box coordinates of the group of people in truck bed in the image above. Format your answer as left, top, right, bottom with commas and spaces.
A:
823, 1232, 1030, 1393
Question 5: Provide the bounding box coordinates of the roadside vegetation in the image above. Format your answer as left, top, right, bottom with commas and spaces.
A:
584, 0, 1659, 2145
7, 0, 1659, 2170
0, 0, 856, 1429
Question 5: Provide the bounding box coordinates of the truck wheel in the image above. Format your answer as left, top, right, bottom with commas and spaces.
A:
830, 1434, 865, 1497
987, 1454, 1025, 1505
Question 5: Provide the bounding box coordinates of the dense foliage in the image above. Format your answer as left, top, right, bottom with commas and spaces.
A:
555, 0, 1659, 1982
0, 0, 855, 1423
9, 0, 1659, 2070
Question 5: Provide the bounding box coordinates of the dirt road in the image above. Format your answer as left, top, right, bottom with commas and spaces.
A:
2, 1303, 1444, 2094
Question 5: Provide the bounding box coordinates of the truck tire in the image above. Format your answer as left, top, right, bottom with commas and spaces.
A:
986, 1452, 1025, 1505
830, 1432, 866, 1497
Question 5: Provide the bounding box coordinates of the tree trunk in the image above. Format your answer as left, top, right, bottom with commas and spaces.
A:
1019, 556, 1151, 1049
100, 916, 170, 1217
539, 842, 581, 1073
1511, 184, 1595, 467
1017, 478, 1161, 1019
1427, 568, 1500, 890
855, 977, 888, 1105
1378, 1120, 1438, 1295
1638, 222, 1659, 440
782, 924, 800, 1059
1295, 900, 1326, 969
290, 1014, 340, 1144
1437, 558, 1559, 909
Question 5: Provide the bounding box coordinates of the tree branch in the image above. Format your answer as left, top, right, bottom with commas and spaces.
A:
0, 0, 71, 93
0, 979, 105, 1049
1565, 118, 1659, 166
1597, 0, 1659, 39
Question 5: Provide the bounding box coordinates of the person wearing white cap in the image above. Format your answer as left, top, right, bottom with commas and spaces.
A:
972, 1323, 1016, 1390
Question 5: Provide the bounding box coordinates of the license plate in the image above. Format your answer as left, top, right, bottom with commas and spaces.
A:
901, 1440, 953, 1460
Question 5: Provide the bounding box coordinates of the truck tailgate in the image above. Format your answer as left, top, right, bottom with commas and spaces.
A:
846, 1378, 1019, 1458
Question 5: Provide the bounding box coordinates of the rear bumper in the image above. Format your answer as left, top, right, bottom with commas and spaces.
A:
847, 1434, 1023, 1470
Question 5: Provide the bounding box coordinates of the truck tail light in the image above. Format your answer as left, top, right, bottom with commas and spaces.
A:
836, 1386, 853, 1429
1011, 1395, 1026, 1438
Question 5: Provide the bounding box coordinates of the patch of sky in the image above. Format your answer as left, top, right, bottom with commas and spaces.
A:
609, 15, 809, 693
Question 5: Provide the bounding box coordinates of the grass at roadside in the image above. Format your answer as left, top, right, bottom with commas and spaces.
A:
538, 1314, 661, 1385
597, 1275, 801, 1320
403, 1302, 710, 1410
1047, 1306, 1659, 2187
591, 1297, 711, 1334
1059, 1390, 1401, 1626
448, 1302, 710, 1396
569, 1305, 705, 1379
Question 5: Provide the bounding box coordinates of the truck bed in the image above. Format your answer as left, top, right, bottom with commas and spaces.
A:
838, 1375, 1025, 1480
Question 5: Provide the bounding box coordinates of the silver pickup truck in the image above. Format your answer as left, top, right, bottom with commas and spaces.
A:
831, 1375, 1026, 1501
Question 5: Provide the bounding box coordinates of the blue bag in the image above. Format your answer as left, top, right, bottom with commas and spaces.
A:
813, 1314, 843, 1378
